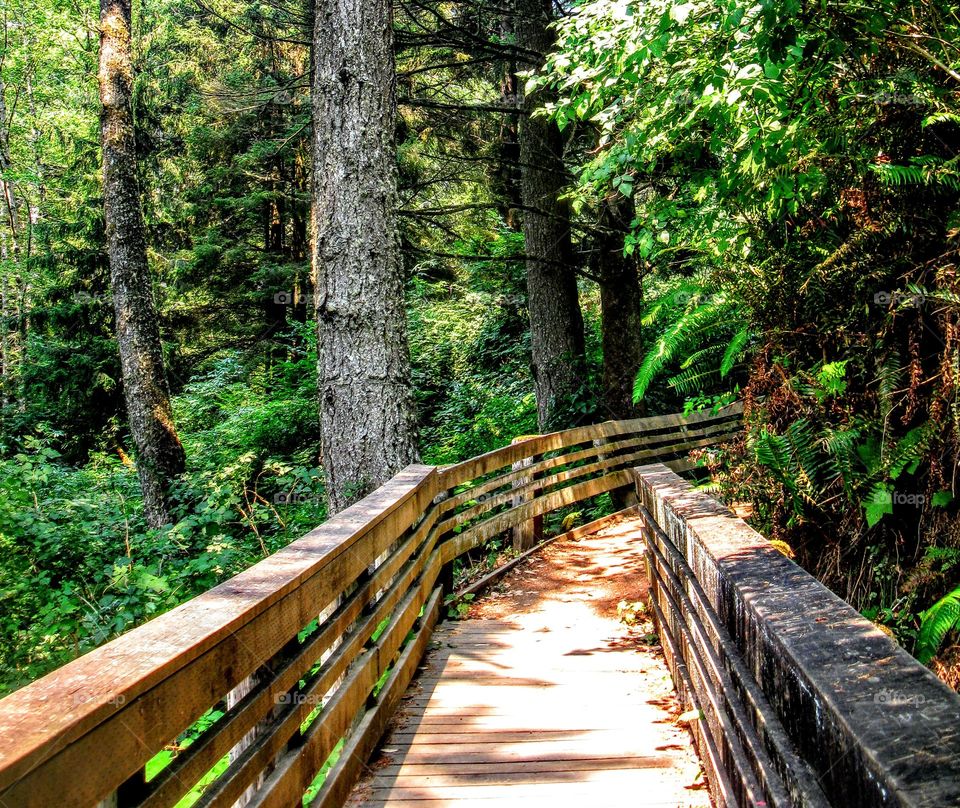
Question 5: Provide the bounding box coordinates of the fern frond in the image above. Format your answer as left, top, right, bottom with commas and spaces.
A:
923, 112, 960, 128
678, 344, 725, 371
870, 157, 960, 191
876, 352, 904, 423
668, 366, 721, 395
721, 326, 751, 377
821, 426, 863, 488
753, 418, 831, 514
917, 585, 960, 664
787, 418, 828, 496
639, 282, 704, 328
633, 294, 737, 401
886, 422, 933, 479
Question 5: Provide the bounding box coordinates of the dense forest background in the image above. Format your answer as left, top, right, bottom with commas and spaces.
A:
3, 0, 960, 696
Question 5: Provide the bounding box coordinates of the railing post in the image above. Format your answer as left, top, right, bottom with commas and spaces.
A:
594, 435, 637, 509
510, 438, 543, 552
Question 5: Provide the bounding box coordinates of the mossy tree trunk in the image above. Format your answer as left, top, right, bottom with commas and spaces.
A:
99, 0, 185, 529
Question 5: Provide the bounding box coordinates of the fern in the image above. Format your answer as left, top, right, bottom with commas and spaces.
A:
917, 585, 960, 664
876, 353, 904, 424
668, 366, 721, 395
678, 344, 725, 370
633, 284, 749, 401
923, 112, 960, 128
753, 418, 830, 514
721, 326, 750, 377
870, 157, 960, 191
886, 423, 933, 478
821, 426, 862, 490
640, 282, 705, 327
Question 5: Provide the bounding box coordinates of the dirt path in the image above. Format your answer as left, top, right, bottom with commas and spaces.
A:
347, 514, 711, 807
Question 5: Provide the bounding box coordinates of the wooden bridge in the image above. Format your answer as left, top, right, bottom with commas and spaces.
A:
2, 402, 960, 808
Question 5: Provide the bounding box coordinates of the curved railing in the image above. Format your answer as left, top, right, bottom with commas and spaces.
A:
0, 404, 742, 808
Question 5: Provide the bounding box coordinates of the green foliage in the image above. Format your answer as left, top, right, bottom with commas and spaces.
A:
5, 0, 960, 705
750, 409, 933, 528
0, 341, 327, 693
444, 592, 476, 620
917, 586, 960, 664
633, 281, 749, 404
753, 419, 829, 519
871, 157, 960, 191
409, 232, 539, 465
540, 0, 960, 678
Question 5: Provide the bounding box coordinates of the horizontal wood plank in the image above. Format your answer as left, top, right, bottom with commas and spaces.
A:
439, 403, 742, 488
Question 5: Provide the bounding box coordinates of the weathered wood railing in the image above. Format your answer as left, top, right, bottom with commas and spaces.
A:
0, 404, 742, 808
636, 464, 960, 808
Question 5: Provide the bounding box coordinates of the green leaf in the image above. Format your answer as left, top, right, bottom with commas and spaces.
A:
931, 490, 954, 508
917, 586, 960, 663
864, 483, 893, 527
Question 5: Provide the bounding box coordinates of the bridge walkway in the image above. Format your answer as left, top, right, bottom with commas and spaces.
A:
347, 515, 710, 808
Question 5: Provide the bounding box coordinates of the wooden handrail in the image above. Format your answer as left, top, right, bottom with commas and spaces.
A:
0, 405, 742, 808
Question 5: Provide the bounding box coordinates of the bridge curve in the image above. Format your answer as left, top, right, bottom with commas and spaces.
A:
1, 402, 958, 808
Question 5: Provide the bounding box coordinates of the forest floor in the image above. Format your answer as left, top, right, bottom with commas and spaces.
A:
347, 516, 711, 806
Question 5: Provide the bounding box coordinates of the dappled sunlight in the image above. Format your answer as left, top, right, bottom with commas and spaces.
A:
346, 515, 710, 806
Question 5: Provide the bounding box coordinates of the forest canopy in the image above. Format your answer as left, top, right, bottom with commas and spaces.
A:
2, 0, 960, 697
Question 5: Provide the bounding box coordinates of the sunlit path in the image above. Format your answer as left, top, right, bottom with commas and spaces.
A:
347, 516, 710, 807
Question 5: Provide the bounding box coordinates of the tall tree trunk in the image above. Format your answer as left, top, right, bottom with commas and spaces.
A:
516, 0, 587, 430
311, 0, 420, 513
493, 18, 523, 230
0, 73, 18, 414
0, 70, 29, 414
595, 198, 644, 421
0, 238, 9, 413
99, 0, 185, 529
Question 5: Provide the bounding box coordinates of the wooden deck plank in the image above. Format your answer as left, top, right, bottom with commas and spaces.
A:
369, 757, 675, 776
347, 515, 711, 807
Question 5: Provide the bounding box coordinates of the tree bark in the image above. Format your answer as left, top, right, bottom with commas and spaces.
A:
492, 18, 523, 230
595, 198, 644, 421
99, 0, 185, 529
516, 0, 587, 430
312, 0, 420, 513
0, 73, 20, 413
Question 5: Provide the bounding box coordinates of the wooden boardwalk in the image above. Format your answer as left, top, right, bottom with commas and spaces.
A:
347, 516, 711, 807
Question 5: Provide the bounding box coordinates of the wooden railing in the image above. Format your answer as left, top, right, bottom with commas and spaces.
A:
635, 464, 960, 808
0, 404, 742, 808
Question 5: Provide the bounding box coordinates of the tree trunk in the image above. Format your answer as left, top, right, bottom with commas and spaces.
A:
311, 0, 420, 513
516, 0, 587, 430
595, 198, 644, 421
492, 18, 523, 230
0, 74, 19, 415
99, 0, 185, 529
